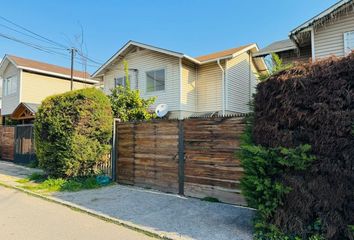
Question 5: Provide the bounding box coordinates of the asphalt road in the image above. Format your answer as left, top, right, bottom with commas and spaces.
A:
0, 186, 155, 240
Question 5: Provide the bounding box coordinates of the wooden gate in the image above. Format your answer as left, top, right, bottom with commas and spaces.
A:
116, 120, 179, 193
115, 117, 246, 205
14, 124, 36, 164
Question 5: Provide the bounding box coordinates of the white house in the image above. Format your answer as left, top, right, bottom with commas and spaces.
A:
254, 0, 354, 63
92, 41, 267, 119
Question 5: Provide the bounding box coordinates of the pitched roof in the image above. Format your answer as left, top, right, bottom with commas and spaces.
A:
5, 55, 93, 82
253, 39, 297, 57
92, 41, 267, 77
290, 0, 354, 37
195, 44, 254, 62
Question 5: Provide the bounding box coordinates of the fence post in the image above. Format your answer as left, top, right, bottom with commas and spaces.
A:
111, 119, 118, 181
178, 120, 185, 195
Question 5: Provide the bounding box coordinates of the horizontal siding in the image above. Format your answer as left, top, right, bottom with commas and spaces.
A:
197, 62, 223, 112
103, 49, 180, 111
314, 9, 354, 58
181, 61, 196, 113
1, 63, 20, 115
21, 72, 91, 104
226, 52, 257, 113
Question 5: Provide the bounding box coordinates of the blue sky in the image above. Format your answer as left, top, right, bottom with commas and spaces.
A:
0, 0, 338, 73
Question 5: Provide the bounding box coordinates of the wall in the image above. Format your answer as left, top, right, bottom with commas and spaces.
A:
196, 62, 223, 113
115, 117, 246, 205
1, 63, 20, 115
21, 71, 91, 104
103, 49, 181, 112
314, 9, 354, 59
181, 60, 197, 116
226, 52, 257, 113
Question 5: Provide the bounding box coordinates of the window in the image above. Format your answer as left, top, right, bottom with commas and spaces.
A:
344, 31, 354, 55
114, 75, 130, 88
4, 75, 17, 96
146, 69, 165, 92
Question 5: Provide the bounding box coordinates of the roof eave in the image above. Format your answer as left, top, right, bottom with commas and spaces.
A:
92, 40, 185, 78
19, 66, 98, 83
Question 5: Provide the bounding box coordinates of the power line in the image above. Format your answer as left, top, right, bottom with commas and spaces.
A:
0, 23, 67, 51
0, 15, 68, 49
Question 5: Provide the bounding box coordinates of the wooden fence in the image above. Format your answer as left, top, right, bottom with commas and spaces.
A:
0, 126, 15, 161
115, 117, 246, 205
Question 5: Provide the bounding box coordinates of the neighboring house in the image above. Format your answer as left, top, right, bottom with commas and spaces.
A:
0, 55, 98, 123
93, 41, 267, 119
254, 0, 354, 63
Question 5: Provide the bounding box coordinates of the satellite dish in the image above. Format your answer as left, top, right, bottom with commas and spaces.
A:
155, 104, 169, 118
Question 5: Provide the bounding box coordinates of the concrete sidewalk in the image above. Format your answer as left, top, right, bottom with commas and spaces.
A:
0, 161, 255, 240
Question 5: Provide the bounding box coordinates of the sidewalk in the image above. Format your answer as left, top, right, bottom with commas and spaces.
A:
0, 161, 255, 240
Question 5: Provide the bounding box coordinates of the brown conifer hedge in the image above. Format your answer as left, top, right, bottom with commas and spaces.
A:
253, 53, 354, 239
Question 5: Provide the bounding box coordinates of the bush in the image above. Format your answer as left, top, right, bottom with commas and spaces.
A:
251, 53, 354, 239
34, 88, 112, 178
109, 86, 156, 121
239, 118, 317, 239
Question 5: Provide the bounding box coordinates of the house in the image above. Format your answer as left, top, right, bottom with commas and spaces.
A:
92, 41, 267, 119
254, 0, 354, 63
0, 55, 98, 123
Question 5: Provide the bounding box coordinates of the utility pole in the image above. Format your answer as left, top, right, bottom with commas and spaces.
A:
70, 48, 76, 90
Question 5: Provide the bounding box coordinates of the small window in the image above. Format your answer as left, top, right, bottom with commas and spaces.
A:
146, 69, 165, 92
4, 75, 17, 96
114, 75, 130, 88
344, 31, 354, 55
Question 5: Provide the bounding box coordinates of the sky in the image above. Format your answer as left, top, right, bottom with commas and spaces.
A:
0, 0, 339, 74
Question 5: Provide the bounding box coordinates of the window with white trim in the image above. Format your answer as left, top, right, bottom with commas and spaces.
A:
146, 69, 165, 92
4, 75, 17, 96
344, 31, 354, 55
114, 75, 130, 88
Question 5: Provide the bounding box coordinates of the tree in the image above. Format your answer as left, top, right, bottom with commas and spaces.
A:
34, 88, 112, 177
258, 53, 293, 81
109, 60, 156, 121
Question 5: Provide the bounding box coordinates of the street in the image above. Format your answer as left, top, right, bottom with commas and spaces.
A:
0, 186, 154, 240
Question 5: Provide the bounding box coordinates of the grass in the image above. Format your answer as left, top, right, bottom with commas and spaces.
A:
202, 197, 220, 203
17, 173, 110, 193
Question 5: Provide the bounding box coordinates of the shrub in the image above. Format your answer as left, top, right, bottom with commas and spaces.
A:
251, 53, 354, 239
34, 88, 112, 178
109, 59, 156, 122
239, 118, 317, 239
109, 86, 156, 121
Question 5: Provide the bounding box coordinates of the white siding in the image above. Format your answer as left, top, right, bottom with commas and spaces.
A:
181, 61, 196, 113
226, 52, 257, 113
103, 49, 181, 111
314, 10, 354, 59
1, 63, 20, 115
196, 62, 223, 112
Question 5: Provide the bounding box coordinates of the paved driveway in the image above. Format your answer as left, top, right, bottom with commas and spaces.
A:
55, 185, 255, 240
0, 186, 154, 240
0, 161, 255, 240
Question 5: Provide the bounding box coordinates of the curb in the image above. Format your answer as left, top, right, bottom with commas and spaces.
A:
0, 181, 175, 240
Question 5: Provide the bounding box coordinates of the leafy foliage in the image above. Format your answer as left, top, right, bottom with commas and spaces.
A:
109, 60, 156, 121
258, 53, 293, 81
34, 88, 112, 178
239, 117, 318, 239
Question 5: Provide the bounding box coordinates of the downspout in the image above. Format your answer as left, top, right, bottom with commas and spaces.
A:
248, 51, 252, 102
310, 27, 316, 62
217, 59, 226, 116
179, 58, 183, 119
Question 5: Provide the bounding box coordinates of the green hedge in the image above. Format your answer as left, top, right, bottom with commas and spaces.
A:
34, 88, 113, 177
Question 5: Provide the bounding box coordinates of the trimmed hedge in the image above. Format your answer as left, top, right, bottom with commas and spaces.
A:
251, 54, 354, 239
34, 88, 113, 178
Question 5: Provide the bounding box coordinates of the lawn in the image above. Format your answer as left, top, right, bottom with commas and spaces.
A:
17, 172, 112, 193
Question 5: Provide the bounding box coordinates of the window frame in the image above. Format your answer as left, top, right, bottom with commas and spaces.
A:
145, 69, 166, 93
114, 75, 130, 88
4, 75, 17, 96
344, 30, 354, 56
